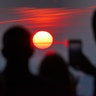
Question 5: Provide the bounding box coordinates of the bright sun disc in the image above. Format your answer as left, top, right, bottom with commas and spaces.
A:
33, 31, 53, 49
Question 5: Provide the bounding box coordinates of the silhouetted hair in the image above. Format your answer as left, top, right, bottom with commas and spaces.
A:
39, 52, 76, 96
39, 52, 71, 81
2, 25, 34, 59
92, 10, 96, 41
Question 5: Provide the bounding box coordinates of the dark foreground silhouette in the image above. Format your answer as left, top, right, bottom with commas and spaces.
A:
92, 9, 96, 96
1, 26, 40, 96
39, 52, 76, 96
69, 9, 96, 96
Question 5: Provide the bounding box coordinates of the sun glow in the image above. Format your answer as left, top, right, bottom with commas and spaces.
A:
33, 31, 53, 49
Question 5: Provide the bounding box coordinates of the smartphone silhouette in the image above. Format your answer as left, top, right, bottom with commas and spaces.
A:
69, 40, 82, 69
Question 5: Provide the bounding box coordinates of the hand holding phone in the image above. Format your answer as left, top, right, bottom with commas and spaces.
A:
68, 40, 82, 69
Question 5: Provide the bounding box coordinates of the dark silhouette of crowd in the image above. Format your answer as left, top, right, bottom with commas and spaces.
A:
0, 9, 96, 96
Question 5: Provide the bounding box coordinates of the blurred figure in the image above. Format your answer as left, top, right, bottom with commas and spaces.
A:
92, 9, 96, 96
1, 26, 38, 96
69, 9, 96, 96
39, 52, 76, 96
92, 9, 96, 42
70, 53, 96, 76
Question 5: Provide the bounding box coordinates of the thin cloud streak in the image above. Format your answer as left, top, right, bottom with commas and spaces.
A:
0, 6, 93, 27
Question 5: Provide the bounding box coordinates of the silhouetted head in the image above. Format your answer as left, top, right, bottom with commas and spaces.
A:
39, 52, 76, 96
2, 26, 34, 60
39, 52, 70, 81
92, 10, 96, 42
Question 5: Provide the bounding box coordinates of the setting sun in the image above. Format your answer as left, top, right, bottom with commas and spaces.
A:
33, 31, 53, 49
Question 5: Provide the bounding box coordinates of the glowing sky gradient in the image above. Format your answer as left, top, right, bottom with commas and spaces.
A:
0, 1, 96, 95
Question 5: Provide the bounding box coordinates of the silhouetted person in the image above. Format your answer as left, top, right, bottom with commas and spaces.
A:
92, 10, 96, 42
1, 26, 38, 96
92, 9, 96, 96
39, 52, 76, 96
69, 10, 96, 96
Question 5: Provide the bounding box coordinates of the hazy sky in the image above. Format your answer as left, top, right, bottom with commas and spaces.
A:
0, 1, 96, 96
0, 0, 96, 8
